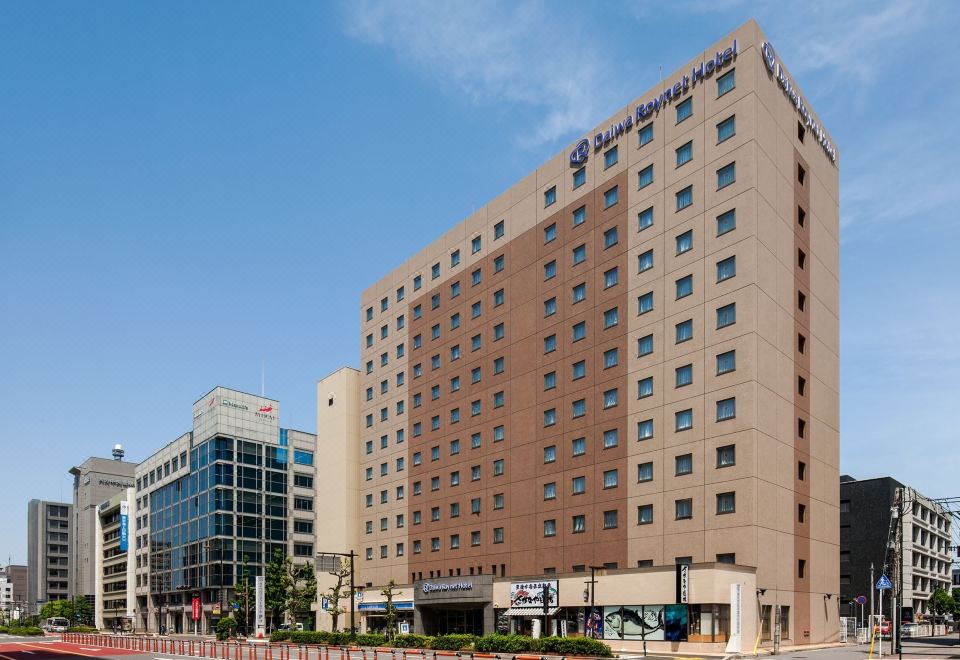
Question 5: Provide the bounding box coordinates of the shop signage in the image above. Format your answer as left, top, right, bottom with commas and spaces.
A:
675, 564, 688, 604
421, 581, 472, 594
760, 42, 837, 164
725, 583, 743, 653
119, 502, 129, 552
99, 479, 134, 489
212, 603, 221, 616
255, 576, 265, 632
192, 596, 201, 621
570, 41, 737, 165
509, 581, 558, 607
358, 601, 414, 611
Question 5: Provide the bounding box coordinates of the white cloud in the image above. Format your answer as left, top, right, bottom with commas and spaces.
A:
340, 0, 623, 148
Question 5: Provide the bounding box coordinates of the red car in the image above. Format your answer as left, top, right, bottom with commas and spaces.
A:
874, 620, 891, 636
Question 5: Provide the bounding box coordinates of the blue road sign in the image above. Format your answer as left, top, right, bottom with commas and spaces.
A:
876, 575, 893, 590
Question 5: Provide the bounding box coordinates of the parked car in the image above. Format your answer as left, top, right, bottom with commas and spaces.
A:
278, 623, 304, 632
874, 620, 891, 636
901, 623, 918, 638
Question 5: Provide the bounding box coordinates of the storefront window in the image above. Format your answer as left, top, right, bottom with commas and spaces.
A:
687, 604, 730, 643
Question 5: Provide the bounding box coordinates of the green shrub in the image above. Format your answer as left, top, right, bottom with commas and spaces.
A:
389, 634, 435, 649
537, 636, 612, 657
432, 634, 477, 651
3, 626, 44, 636
354, 633, 386, 647
216, 617, 238, 641
270, 631, 291, 642
474, 634, 535, 654
67, 626, 98, 633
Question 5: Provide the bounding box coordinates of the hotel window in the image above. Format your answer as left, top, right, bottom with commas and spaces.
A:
604, 145, 619, 168
493, 288, 504, 306
572, 283, 586, 303
603, 388, 619, 409
675, 453, 693, 476
493, 425, 504, 442
493, 390, 504, 407
638, 504, 654, 525
603, 266, 619, 288
676, 229, 693, 255
366, 333, 373, 348
471, 268, 482, 286
412, 540, 422, 554
544, 185, 557, 207
675, 498, 693, 520
717, 350, 736, 374
413, 392, 423, 408
603, 307, 618, 328
544, 222, 557, 243
637, 376, 653, 399
430, 538, 440, 552
572, 359, 586, 380
603, 226, 619, 248
397, 371, 404, 386
603, 348, 619, 369
380, 517, 389, 531
413, 304, 422, 321
431, 293, 440, 310
573, 166, 586, 189
544, 296, 557, 317
544, 408, 557, 427
717, 161, 738, 193
365, 521, 373, 534
639, 122, 654, 146
603, 185, 619, 208
603, 428, 619, 448
637, 164, 654, 190
365, 413, 373, 428
450, 408, 460, 424
638, 249, 653, 273
717, 208, 736, 235
493, 492, 504, 508
413, 451, 422, 466
381, 433, 389, 448
366, 306, 373, 321
365, 467, 373, 481
431, 263, 440, 280
451, 471, 460, 486
675, 274, 693, 299
365, 387, 373, 401
494, 322, 504, 340
572, 515, 586, 533
494, 219, 505, 239
676, 141, 693, 167
675, 364, 693, 388
638, 462, 653, 482
395, 398, 404, 413
572, 437, 586, 456
717, 69, 735, 96
494, 254, 505, 272
676, 185, 693, 211
365, 440, 374, 455
638, 206, 653, 231
380, 490, 389, 504
572, 321, 586, 342
413, 481, 421, 495
676, 97, 692, 123
471, 400, 481, 416
572, 244, 586, 265
717, 115, 736, 143
471, 432, 482, 449
717, 444, 736, 468
798, 164, 806, 186
365, 548, 373, 561
638, 418, 654, 440
380, 352, 388, 366
717, 303, 736, 328
716, 397, 737, 421
572, 398, 586, 418
451, 281, 461, 298
493, 527, 504, 543
430, 476, 440, 491
451, 375, 461, 392
396, 314, 405, 330
675, 408, 693, 431
493, 357, 504, 374
638, 292, 654, 315
544, 371, 557, 390
573, 205, 587, 226
544, 481, 557, 500
544, 519, 557, 537
413, 334, 422, 349
603, 510, 619, 529
431, 354, 440, 370
472, 235, 481, 254
544, 445, 557, 463
471, 367, 481, 384
451, 249, 460, 267
717, 491, 736, 514
381, 297, 389, 312
544, 334, 557, 353
572, 476, 586, 495
471, 498, 481, 514
638, 334, 653, 356
365, 494, 373, 508
717, 553, 735, 564
431, 324, 441, 340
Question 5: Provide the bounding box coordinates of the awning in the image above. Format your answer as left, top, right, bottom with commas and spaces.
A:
504, 606, 560, 617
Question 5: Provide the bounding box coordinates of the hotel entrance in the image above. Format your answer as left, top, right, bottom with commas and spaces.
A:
413, 575, 494, 636
418, 605, 484, 635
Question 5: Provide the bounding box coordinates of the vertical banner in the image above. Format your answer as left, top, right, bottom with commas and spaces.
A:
119, 501, 129, 552
725, 583, 743, 654
255, 575, 266, 636
192, 596, 201, 621
675, 565, 689, 604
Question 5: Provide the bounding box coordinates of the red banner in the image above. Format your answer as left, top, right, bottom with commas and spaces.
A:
192, 596, 201, 620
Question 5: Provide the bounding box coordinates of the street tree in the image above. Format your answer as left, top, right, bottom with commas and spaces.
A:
321, 557, 351, 632
380, 579, 398, 641
265, 548, 292, 632
286, 560, 317, 626
928, 587, 956, 622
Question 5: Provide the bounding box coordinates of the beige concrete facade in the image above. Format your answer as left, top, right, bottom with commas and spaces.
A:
94, 488, 136, 631
351, 19, 839, 649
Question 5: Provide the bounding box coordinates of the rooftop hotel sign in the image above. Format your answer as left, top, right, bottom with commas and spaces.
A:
571, 41, 737, 166
761, 42, 837, 164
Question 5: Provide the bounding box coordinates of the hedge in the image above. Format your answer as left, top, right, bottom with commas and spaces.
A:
431, 634, 478, 651
0, 626, 45, 636
475, 634, 611, 656
67, 626, 98, 633
389, 634, 434, 648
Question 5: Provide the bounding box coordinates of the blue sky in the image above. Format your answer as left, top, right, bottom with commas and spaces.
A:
2, 1, 958, 564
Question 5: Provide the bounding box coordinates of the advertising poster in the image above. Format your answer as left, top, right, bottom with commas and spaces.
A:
585, 607, 604, 639
664, 604, 688, 641
119, 501, 129, 552
510, 581, 558, 607
603, 605, 664, 641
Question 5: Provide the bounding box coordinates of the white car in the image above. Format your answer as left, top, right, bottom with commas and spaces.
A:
900, 623, 918, 638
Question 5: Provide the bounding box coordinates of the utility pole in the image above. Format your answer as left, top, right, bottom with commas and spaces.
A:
870, 562, 875, 633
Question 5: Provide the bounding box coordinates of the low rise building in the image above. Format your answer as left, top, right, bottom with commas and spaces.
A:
94, 488, 136, 631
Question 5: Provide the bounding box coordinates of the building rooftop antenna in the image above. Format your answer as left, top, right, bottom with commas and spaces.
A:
112, 444, 124, 461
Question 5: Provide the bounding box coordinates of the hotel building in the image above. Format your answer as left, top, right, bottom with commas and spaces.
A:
324, 19, 840, 652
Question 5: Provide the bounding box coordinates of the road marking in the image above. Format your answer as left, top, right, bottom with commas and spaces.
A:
19, 643, 101, 657
21, 651, 35, 654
